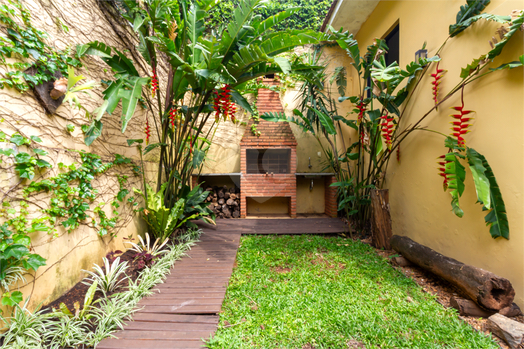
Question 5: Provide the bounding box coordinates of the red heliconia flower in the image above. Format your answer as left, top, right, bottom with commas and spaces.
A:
151, 69, 159, 98
431, 61, 446, 106
355, 99, 367, 124
380, 113, 395, 150
213, 84, 236, 122
450, 99, 474, 148
169, 107, 178, 129
437, 154, 451, 190
145, 119, 151, 145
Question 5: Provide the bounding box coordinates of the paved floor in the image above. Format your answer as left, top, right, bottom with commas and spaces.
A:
97, 218, 345, 349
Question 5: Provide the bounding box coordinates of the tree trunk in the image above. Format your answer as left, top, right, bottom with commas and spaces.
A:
390, 235, 515, 311
371, 189, 392, 250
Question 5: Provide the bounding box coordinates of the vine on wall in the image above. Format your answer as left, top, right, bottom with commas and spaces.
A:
0, 0, 151, 311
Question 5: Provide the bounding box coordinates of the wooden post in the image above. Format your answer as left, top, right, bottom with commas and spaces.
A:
371, 189, 393, 250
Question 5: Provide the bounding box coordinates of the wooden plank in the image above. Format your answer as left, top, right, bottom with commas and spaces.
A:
138, 304, 221, 314
131, 313, 218, 324
112, 330, 212, 340
139, 297, 224, 303
97, 339, 207, 349
124, 321, 217, 331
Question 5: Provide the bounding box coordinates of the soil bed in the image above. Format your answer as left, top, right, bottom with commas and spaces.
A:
43, 249, 142, 314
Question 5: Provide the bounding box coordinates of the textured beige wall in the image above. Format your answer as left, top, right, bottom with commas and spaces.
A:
345, 0, 524, 307
0, 0, 159, 312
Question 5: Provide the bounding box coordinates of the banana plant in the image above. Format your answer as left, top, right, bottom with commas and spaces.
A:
77, 0, 329, 210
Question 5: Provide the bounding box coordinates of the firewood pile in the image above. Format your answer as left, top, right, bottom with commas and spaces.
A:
205, 185, 240, 218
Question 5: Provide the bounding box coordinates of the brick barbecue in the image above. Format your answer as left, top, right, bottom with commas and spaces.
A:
240, 78, 297, 218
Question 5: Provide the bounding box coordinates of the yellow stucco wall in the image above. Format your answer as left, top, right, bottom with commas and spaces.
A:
0, 0, 158, 313
338, 0, 524, 307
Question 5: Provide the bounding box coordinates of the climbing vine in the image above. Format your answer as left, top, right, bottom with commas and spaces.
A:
0, 0, 82, 92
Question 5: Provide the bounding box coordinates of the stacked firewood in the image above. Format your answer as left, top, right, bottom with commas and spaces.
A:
205, 185, 240, 218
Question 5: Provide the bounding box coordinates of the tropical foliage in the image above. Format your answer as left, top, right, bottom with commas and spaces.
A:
77, 0, 328, 213
208, 0, 332, 32
263, 5, 523, 238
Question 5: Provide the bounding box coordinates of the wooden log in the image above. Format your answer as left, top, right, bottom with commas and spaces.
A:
218, 190, 224, 198
226, 199, 236, 206
487, 314, 524, 349
450, 297, 494, 318
450, 297, 523, 318
230, 194, 237, 200
391, 256, 412, 267
224, 192, 230, 200
370, 189, 392, 250
500, 303, 523, 318
212, 198, 217, 204
390, 235, 515, 311
232, 210, 240, 218
218, 198, 225, 205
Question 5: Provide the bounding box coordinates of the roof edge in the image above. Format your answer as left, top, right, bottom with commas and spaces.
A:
320, 0, 339, 32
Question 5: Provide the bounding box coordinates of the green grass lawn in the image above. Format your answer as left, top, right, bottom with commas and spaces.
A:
206, 235, 498, 349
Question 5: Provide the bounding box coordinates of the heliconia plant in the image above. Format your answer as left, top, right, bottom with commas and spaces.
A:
262, 5, 522, 238
77, 0, 330, 211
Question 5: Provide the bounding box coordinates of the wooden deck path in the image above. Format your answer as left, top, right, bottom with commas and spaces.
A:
97, 218, 345, 349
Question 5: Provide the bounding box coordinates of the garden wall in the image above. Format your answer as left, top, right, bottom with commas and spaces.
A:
0, 0, 160, 313
337, 0, 523, 307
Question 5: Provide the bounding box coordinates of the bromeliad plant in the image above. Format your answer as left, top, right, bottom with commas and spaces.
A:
77, 0, 328, 212
81, 257, 129, 297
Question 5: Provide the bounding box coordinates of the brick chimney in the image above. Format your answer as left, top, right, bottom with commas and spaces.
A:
240, 78, 297, 218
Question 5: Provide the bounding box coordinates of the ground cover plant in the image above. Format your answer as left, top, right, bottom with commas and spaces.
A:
0, 229, 201, 348
207, 235, 498, 349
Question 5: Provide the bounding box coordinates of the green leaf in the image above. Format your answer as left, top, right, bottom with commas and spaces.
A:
192, 148, 206, 169
473, 150, 509, 239
15, 163, 33, 179
14, 152, 31, 164
10, 134, 29, 146
449, 3, 503, 37
77, 41, 112, 59
30, 136, 42, 143
309, 108, 336, 135
67, 124, 75, 132
84, 120, 103, 146
144, 143, 166, 155
117, 189, 129, 202
127, 139, 143, 146
466, 147, 491, 209
1, 291, 23, 306
490, 54, 524, 71
230, 90, 253, 114
3, 244, 29, 259
0, 148, 14, 157
119, 77, 149, 133
33, 148, 48, 156
36, 159, 51, 168
24, 254, 46, 270
59, 302, 73, 317
445, 152, 466, 197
